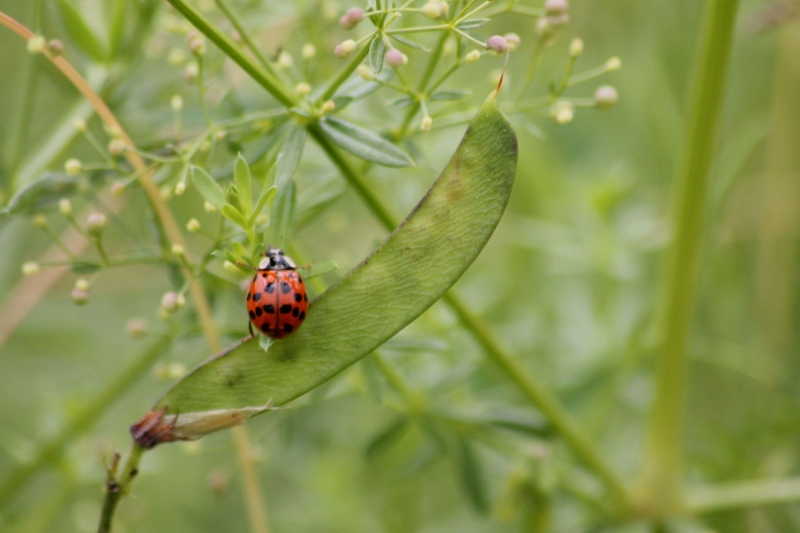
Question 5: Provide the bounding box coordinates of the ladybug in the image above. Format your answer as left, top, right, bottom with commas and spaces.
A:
247, 247, 308, 339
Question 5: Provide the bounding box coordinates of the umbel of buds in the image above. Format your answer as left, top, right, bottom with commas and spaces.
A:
340, 7, 365, 29
385, 49, 408, 67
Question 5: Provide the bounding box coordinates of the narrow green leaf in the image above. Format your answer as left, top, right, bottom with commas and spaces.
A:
319, 117, 414, 168
191, 167, 226, 210
109, 0, 128, 57
55, 0, 108, 62
267, 181, 296, 245
429, 90, 470, 102
71, 262, 102, 274
390, 34, 430, 52
248, 186, 277, 227
151, 92, 517, 428
220, 205, 247, 228
298, 260, 339, 280
231, 241, 249, 262
388, 96, 415, 109
456, 438, 489, 514
369, 38, 385, 74
274, 126, 306, 190
234, 155, 252, 217
457, 18, 490, 30
2, 173, 77, 215
365, 418, 409, 458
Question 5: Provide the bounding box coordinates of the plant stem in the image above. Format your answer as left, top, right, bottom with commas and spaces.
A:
97, 443, 145, 533
0, 338, 171, 507
307, 123, 632, 507
686, 477, 800, 513
639, 0, 740, 513
213, 0, 276, 76
318, 42, 372, 103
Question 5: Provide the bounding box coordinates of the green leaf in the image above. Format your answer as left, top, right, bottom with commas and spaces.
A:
55, 0, 108, 62
369, 37, 385, 74
220, 205, 247, 228
319, 117, 414, 168
108, 0, 128, 57
456, 438, 489, 514
457, 18, 490, 30
390, 34, 430, 52
234, 155, 252, 217
274, 126, 306, 191
2, 173, 77, 215
298, 260, 339, 280
191, 167, 226, 211
151, 92, 517, 431
70, 262, 102, 274
388, 96, 415, 109
267, 181, 296, 245
365, 417, 409, 457
429, 90, 470, 102
248, 186, 277, 227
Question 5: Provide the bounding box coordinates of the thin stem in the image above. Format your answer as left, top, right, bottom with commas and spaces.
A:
686, 477, 800, 513
197, 57, 212, 128
213, 0, 276, 76
97, 443, 145, 533
308, 123, 632, 508
318, 42, 372, 103
639, 0, 740, 513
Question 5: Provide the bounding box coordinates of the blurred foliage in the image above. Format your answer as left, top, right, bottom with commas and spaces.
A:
0, 0, 798, 532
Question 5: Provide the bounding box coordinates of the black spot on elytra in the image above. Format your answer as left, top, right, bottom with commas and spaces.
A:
280, 304, 292, 314
248, 311, 255, 320
292, 307, 299, 317
299, 311, 305, 320
294, 293, 302, 303
283, 324, 293, 333
281, 282, 291, 293
261, 323, 271, 332
261, 272, 267, 278
264, 304, 275, 313
266, 283, 275, 294
253, 292, 261, 302
256, 307, 263, 317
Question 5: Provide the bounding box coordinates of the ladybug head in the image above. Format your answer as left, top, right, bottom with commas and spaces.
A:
259, 246, 297, 270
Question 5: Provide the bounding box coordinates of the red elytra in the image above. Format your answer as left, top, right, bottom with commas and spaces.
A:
246, 247, 309, 339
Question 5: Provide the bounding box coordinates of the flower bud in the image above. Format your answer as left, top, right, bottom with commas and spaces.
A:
544, 0, 569, 15
187, 218, 201, 232
606, 56, 622, 71
570, 38, 584, 57
301, 43, 316, 59
277, 51, 293, 69
423, 1, 448, 19
385, 49, 408, 67
295, 82, 311, 96
171, 95, 184, 112
126, 318, 148, 338
86, 212, 107, 237
168, 48, 187, 65
161, 291, 185, 313
465, 50, 481, 63
322, 100, 336, 113
357, 64, 375, 81
168, 362, 187, 379
71, 288, 89, 305
65, 159, 82, 176
75, 278, 90, 291
547, 13, 570, 27
108, 139, 126, 157
171, 244, 186, 257
504, 33, 521, 51
554, 102, 574, 124
47, 39, 65, 57
486, 35, 509, 55
204, 200, 217, 213
22, 262, 40, 276
340, 7, 365, 29
73, 119, 87, 132
594, 85, 619, 108
27, 35, 46, 54
59, 198, 73, 216
187, 33, 206, 58
420, 116, 433, 131
33, 214, 48, 228
214, 130, 227, 142
174, 180, 186, 196
184, 62, 199, 83
334, 39, 356, 58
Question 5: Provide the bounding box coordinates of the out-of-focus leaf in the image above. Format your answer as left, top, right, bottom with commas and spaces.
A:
267, 180, 296, 245
389, 96, 416, 109
457, 18, 490, 30
319, 117, 414, 167
369, 37, 385, 73
274, 126, 306, 191
430, 90, 470, 102
390, 34, 430, 52
366, 417, 409, 457
109, 0, 128, 57
191, 167, 226, 210
298, 260, 339, 280
221, 205, 247, 228
456, 438, 489, 514
55, 0, 108, 62
152, 92, 517, 429
70, 262, 102, 274
2, 173, 77, 215
234, 155, 252, 216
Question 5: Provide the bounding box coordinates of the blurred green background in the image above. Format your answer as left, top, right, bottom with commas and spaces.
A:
1, 0, 798, 531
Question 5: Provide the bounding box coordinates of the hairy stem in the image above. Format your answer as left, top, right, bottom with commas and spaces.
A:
639, 0, 740, 512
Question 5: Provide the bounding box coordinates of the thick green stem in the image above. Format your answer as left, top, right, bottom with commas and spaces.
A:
308, 124, 632, 507
639, 0, 740, 512
213, 0, 276, 75
686, 477, 800, 513
164, 0, 297, 108
0, 337, 171, 507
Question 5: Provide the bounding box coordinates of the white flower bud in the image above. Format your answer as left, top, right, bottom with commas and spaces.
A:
168, 48, 187, 65
504, 33, 521, 51
187, 218, 201, 232
420, 116, 433, 131
161, 291, 183, 313
357, 64, 375, 81
295, 82, 311, 96
301, 43, 316, 59
184, 62, 199, 83
22, 262, 40, 276
554, 102, 574, 124
126, 318, 148, 338
544, 0, 569, 15
47, 39, 65, 57
110, 183, 126, 197
204, 200, 217, 213
606, 56, 622, 71
187, 33, 206, 57
334, 39, 357, 58
171, 95, 184, 111
465, 50, 481, 63
65, 159, 82, 176
27, 35, 46, 54
171, 244, 186, 257
174, 180, 186, 196
594, 85, 619, 108
33, 214, 48, 228
423, 1, 448, 19
73, 119, 87, 132
322, 100, 336, 112
86, 212, 107, 236
108, 139, 126, 157
277, 51, 293, 68
75, 278, 90, 291
570, 38, 584, 57
59, 198, 73, 216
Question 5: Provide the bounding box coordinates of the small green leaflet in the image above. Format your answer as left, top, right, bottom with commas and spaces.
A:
190, 167, 225, 211
369, 38, 385, 73
318, 117, 414, 168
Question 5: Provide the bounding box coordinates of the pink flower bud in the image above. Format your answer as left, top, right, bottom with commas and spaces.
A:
385, 49, 408, 67
544, 0, 569, 15
340, 7, 365, 29
486, 35, 509, 55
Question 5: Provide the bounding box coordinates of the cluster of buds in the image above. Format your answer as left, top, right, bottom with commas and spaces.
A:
538, 0, 570, 46
339, 7, 365, 29
334, 39, 357, 58
71, 278, 90, 306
